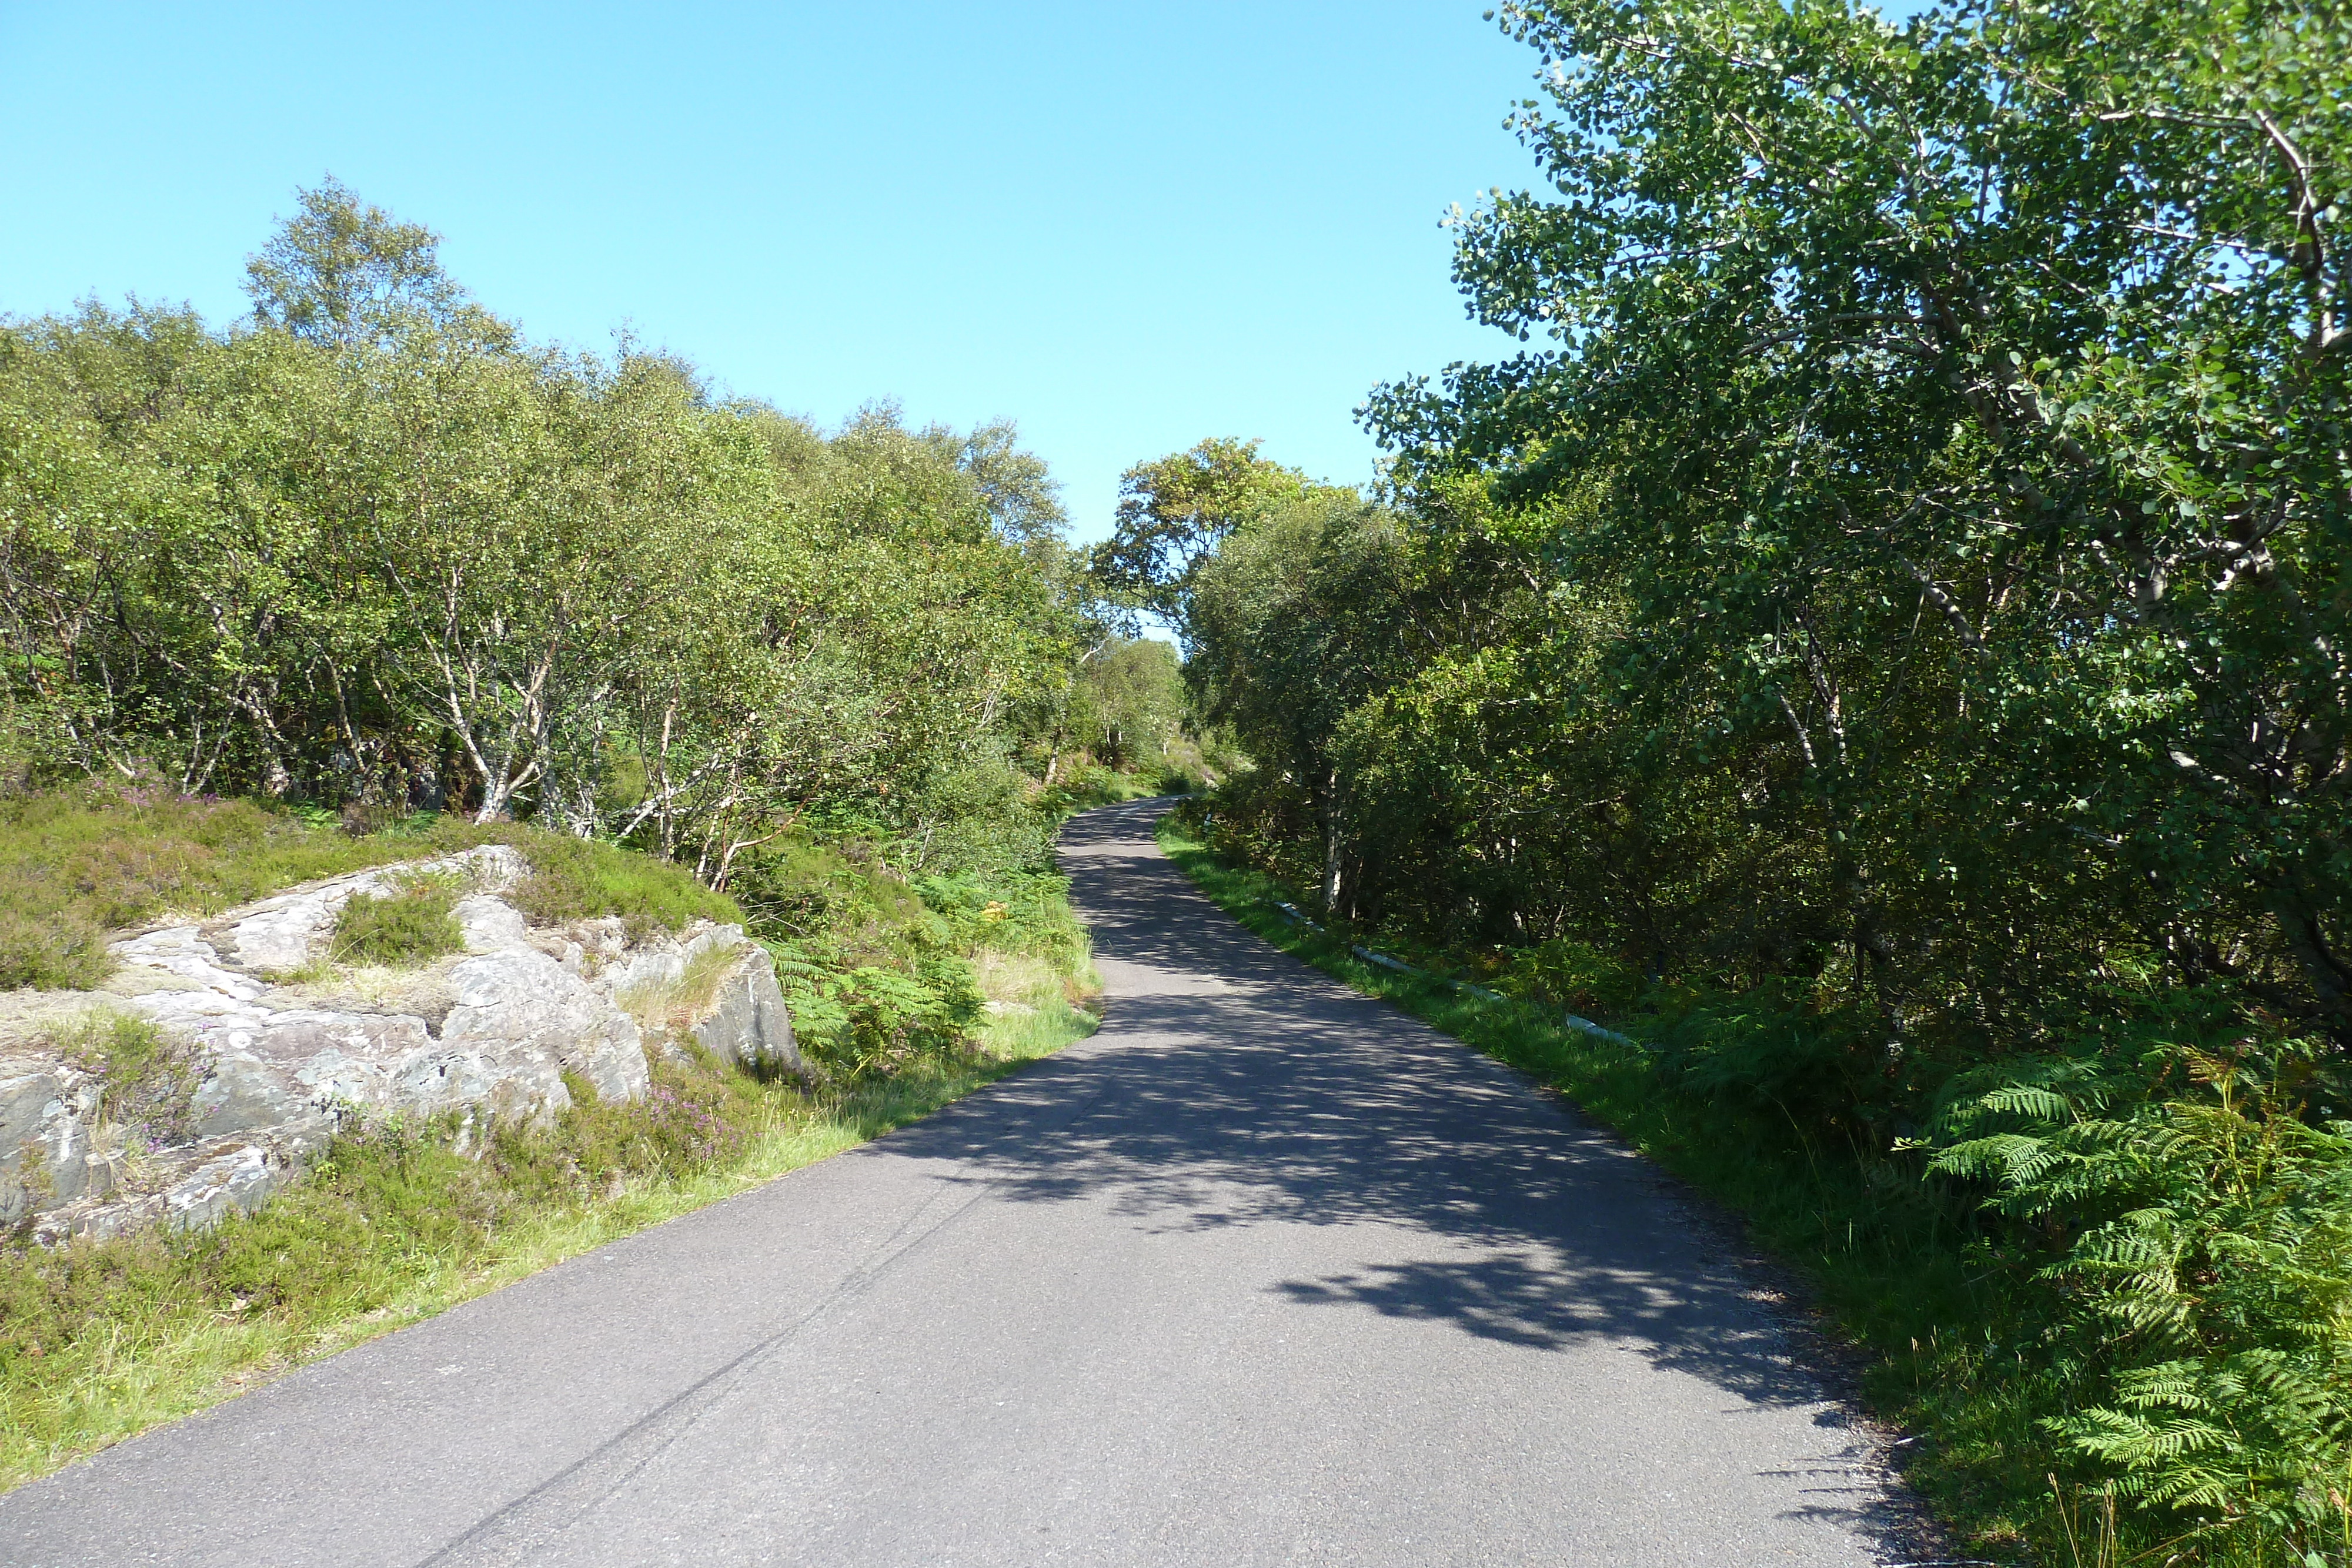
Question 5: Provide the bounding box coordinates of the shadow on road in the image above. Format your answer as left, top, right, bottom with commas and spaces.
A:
892, 798, 1939, 1557
885, 800, 1841, 1417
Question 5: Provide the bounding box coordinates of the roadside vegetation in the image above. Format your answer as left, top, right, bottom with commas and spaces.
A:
0, 785, 1108, 1487
1108, 1, 2352, 1562
0, 186, 1207, 1487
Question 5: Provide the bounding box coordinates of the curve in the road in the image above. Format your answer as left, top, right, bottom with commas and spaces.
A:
1, 798, 1920, 1566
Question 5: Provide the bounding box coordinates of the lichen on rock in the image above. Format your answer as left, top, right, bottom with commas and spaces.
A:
0, 846, 794, 1243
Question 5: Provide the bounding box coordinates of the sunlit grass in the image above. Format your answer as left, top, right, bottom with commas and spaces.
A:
0, 992, 1097, 1491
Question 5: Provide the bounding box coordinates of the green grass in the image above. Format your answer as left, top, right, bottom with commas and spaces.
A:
0, 991, 1097, 1490
1152, 815, 2086, 1565
329, 874, 465, 966
0, 783, 745, 991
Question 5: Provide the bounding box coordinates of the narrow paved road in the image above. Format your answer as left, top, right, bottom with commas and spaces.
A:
3, 800, 1916, 1566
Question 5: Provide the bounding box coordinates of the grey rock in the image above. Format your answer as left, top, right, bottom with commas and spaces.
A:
693, 944, 804, 1078
600, 923, 802, 1079
228, 900, 337, 976
454, 895, 530, 954
0, 1055, 98, 1220
602, 947, 686, 1002
4, 843, 665, 1243
149, 989, 570, 1135
161, 1143, 283, 1232
445, 948, 647, 1104
112, 928, 265, 1001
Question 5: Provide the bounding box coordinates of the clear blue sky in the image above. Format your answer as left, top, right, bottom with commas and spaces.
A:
0, 2, 1539, 543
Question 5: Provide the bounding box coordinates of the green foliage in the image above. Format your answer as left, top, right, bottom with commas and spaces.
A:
53, 1011, 202, 1150
1497, 939, 1645, 1017
1934, 1042, 2352, 1557
918, 868, 1090, 968
0, 184, 1093, 884
1035, 761, 1164, 817
772, 961, 982, 1081
490, 828, 741, 937
242, 177, 478, 349
1087, 438, 1338, 621
329, 875, 463, 967
724, 834, 1090, 1086
0, 906, 106, 994
1075, 638, 1188, 770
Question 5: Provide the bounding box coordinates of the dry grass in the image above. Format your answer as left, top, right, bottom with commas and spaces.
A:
616, 942, 741, 1034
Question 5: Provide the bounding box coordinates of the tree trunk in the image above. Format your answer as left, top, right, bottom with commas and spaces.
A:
1321, 767, 1347, 916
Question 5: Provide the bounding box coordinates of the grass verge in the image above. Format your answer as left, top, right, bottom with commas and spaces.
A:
0, 961, 1098, 1492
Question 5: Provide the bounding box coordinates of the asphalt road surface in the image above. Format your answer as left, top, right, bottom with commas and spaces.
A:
1, 798, 1920, 1566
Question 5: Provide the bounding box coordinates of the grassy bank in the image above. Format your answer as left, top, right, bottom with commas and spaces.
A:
1157, 815, 2351, 1568
0, 787, 1102, 1489
0, 1008, 1093, 1489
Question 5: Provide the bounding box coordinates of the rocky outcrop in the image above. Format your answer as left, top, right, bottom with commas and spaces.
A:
600, 924, 801, 1076
691, 943, 799, 1075
0, 847, 794, 1243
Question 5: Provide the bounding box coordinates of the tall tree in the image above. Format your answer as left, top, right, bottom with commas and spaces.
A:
244, 177, 481, 349
1088, 439, 1335, 626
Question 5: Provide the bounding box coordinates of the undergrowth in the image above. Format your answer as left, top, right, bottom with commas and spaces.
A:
330, 874, 463, 966
1157, 811, 2352, 1568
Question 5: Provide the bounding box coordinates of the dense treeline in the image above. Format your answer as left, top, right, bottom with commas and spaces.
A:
0, 183, 1188, 895
0, 186, 1208, 1471
1127, 0, 2351, 1559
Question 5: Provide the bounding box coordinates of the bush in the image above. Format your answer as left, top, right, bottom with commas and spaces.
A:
780, 960, 982, 1081
917, 870, 1089, 968
0, 906, 109, 992
906, 758, 1055, 878
1499, 938, 1645, 1017
330, 876, 463, 966
495, 830, 741, 938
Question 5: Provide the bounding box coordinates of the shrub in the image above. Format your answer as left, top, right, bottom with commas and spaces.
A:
1933, 1041, 2352, 1560
1499, 938, 1645, 1017
917, 870, 1088, 967
0, 907, 109, 992
56, 1011, 201, 1149
496, 831, 740, 938
331, 876, 463, 966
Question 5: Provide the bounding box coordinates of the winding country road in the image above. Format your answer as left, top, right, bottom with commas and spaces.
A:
2, 798, 1919, 1566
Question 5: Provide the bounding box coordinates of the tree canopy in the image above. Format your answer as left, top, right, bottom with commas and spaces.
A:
0, 185, 1095, 884
1167, 0, 2351, 1551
